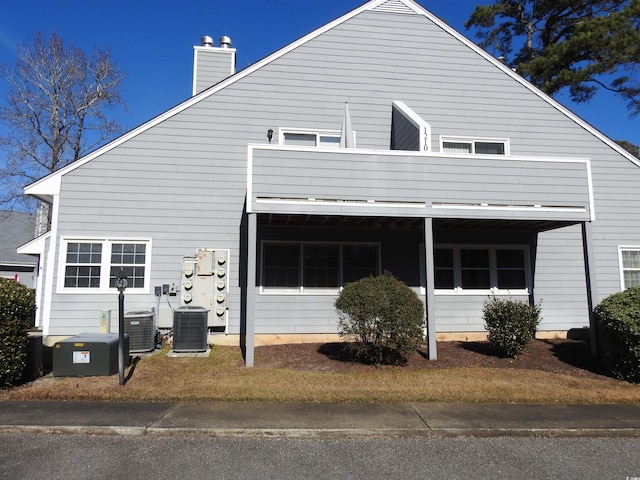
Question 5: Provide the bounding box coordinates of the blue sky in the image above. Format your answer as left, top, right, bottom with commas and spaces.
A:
0, 0, 637, 147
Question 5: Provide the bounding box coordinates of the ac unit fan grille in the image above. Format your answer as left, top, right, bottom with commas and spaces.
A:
124, 313, 155, 353
173, 308, 208, 352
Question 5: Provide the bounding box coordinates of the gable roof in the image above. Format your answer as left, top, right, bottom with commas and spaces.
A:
24, 0, 640, 201
0, 210, 37, 266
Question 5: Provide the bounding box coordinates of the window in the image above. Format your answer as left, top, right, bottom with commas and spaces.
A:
59, 238, 151, 293
261, 242, 379, 293
279, 128, 352, 148
109, 243, 147, 289
441, 137, 508, 155
64, 242, 102, 288
434, 245, 528, 293
619, 247, 640, 289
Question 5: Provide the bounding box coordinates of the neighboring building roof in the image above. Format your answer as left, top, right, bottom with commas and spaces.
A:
0, 210, 37, 267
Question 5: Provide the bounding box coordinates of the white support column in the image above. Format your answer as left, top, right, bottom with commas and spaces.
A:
424, 217, 437, 360
245, 213, 257, 367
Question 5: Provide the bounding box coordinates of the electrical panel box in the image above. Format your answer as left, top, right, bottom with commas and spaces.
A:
181, 249, 229, 328
53, 333, 129, 377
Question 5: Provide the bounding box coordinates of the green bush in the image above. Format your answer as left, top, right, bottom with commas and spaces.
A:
483, 297, 541, 358
0, 278, 36, 389
335, 272, 425, 365
594, 287, 640, 383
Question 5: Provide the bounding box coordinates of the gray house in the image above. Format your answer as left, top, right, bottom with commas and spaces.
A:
0, 210, 37, 288
23, 0, 640, 365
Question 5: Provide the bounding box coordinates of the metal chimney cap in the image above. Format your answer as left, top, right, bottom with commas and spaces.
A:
219, 36, 232, 48
200, 35, 214, 47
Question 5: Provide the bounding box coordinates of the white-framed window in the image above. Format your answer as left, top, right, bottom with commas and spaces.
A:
431, 244, 529, 294
58, 238, 151, 293
278, 128, 355, 148
440, 136, 509, 155
618, 246, 640, 289
261, 241, 379, 293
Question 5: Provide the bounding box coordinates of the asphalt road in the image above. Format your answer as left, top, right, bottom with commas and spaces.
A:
1, 434, 639, 479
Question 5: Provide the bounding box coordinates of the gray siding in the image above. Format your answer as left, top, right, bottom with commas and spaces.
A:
45, 5, 640, 338
250, 147, 592, 221
193, 47, 235, 94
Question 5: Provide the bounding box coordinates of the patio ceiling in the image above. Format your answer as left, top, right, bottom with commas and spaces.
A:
257, 214, 579, 232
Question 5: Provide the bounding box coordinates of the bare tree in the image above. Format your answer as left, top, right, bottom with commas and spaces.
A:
0, 32, 126, 211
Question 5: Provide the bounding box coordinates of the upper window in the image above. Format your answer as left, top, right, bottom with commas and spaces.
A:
261, 242, 379, 293
434, 245, 528, 293
279, 128, 353, 148
59, 238, 151, 293
441, 137, 509, 155
619, 247, 640, 289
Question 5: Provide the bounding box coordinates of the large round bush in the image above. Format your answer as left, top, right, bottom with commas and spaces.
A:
594, 287, 640, 383
483, 297, 541, 358
335, 272, 425, 365
0, 278, 36, 388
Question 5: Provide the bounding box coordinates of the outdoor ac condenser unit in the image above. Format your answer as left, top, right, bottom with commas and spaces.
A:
124, 311, 155, 353
173, 306, 208, 352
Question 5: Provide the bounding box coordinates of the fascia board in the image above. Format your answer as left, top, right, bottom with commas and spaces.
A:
23, 0, 385, 195
407, 0, 640, 168
25, 0, 637, 198
17, 231, 50, 256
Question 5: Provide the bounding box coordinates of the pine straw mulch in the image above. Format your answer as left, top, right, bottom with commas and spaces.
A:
254, 339, 606, 379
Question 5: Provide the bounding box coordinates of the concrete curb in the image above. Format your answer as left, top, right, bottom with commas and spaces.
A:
2, 424, 640, 439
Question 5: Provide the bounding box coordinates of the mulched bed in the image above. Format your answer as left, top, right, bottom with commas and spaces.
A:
254, 339, 606, 379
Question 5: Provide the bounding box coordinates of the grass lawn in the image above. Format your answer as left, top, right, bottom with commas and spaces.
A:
2, 343, 640, 404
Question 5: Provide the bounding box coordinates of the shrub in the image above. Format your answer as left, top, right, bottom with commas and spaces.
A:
594, 287, 640, 383
334, 272, 425, 365
483, 297, 541, 358
0, 278, 36, 389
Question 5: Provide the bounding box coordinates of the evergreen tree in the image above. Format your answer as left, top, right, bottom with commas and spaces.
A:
465, 1, 640, 116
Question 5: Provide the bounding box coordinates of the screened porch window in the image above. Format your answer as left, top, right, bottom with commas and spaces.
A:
261, 242, 379, 292
434, 245, 528, 293
619, 247, 640, 289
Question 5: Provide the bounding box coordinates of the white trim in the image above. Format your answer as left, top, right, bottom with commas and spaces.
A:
56, 237, 152, 294
23, 0, 382, 197
17, 232, 50, 256
408, 0, 640, 169
42, 196, 60, 336
392, 101, 431, 152
23, 0, 640, 200
432, 203, 587, 214
617, 245, 640, 290
249, 142, 590, 163
256, 198, 426, 208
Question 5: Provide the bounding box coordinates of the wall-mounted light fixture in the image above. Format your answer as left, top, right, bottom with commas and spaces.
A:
267, 128, 273, 144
